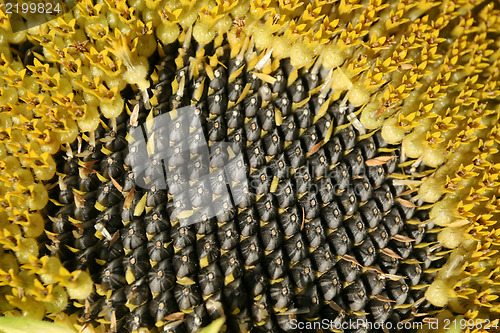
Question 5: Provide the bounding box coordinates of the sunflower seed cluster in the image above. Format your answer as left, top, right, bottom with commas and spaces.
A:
42, 43, 446, 333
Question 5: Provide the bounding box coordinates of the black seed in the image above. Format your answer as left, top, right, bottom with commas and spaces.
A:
274, 92, 291, 117
207, 115, 226, 141
228, 79, 244, 102
264, 249, 287, 280
328, 226, 352, 256
147, 231, 173, 263
193, 212, 217, 235
396, 197, 416, 220
126, 303, 153, 332
101, 152, 125, 180
389, 237, 413, 259
240, 235, 262, 266
244, 265, 269, 297
285, 233, 307, 263
250, 168, 271, 196
290, 258, 315, 288
309, 149, 329, 179
124, 245, 150, 279
318, 268, 341, 301
223, 279, 248, 314
367, 165, 386, 188
337, 256, 361, 282
226, 104, 244, 129
293, 165, 311, 194
146, 185, 168, 207
148, 259, 175, 294
279, 205, 302, 237
125, 276, 151, 306
295, 104, 312, 129
362, 270, 386, 296
209, 67, 227, 91
344, 148, 365, 176
400, 263, 422, 286
296, 285, 322, 318
377, 251, 399, 275
289, 78, 306, 102
98, 237, 124, 262
198, 263, 223, 296
359, 200, 382, 229
373, 184, 394, 212
299, 192, 320, 219
74, 222, 98, 249
243, 93, 261, 117
339, 187, 359, 216
217, 221, 239, 251
167, 167, 188, 195
219, 249, 243, 280
260, 220, 283, 252
359, 137, 377, 160
197, 233, 219, 267
97, 181, 122, 207
330, 102, 347, 126
255, 194, 277, 222
321, 200, 343, 229
75, 245, 97, 271
150, 290, 178, 324
330, 162, 350, 192
184, 305, 208, 332
369, 224, 390, 249
257, 104, 276, 132
122, 219, 147, 250
105, 289, 128, 320
189, 179, 212, 209
337, 126, 356, 151
304, 217, 325, 247
344, 214, 365, 245
316, 177, 334, 204
352, 177, 373, 203
382, 208, 404, 236
171, 225, 196, 249
311, 244, 335, 273
275, 179, 296, 208
304, 71, 320, 90
245, 117, 261, 142
269, 276, 293, 309
405, 223, 425, 244
354, 238, 377, 266
101, 258, 126, 290
343, 281, 368, 311
246, 141, 266, 169
281, 115, 298, 142
237, 207, 259, 237
271, 69, 286, 93
383, 154, 398, 174
300, 127, 319, 152
174, 283, 201, 311
323, 137, 343, 166
263, 129, 283, 156
210, 142, 229, 168
368, 298, 392, 323
172, 245, 197, 278
386, 280, 409, 305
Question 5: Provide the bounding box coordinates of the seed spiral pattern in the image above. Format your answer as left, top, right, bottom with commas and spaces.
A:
0, 0, 498, 332
42, 43, 444, 332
